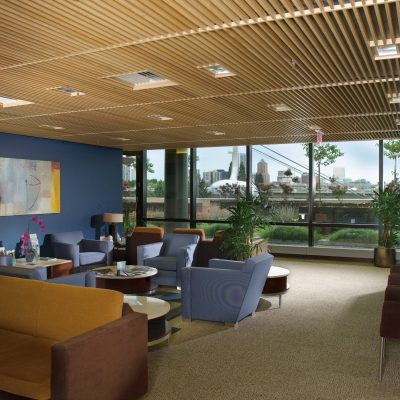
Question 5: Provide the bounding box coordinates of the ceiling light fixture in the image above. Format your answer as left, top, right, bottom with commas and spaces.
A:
375, 44, 400, 60
39, 124, 65, 130
396, 119, 400, 125
0, 96, 33, 108
207, 130, 226, 136
201, 64, 236, 78
107, 71, 177, 91
112, 137, 131, 141
388, 93, 400, 104
48, 87, 85, 96
308, 125, 321, 131
147, 114, 173, 121
270, 103, 292, 112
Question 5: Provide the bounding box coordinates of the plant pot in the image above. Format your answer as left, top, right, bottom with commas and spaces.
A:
374, 246, 396, 268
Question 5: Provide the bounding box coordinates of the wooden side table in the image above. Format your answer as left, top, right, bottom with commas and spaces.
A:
15, 258, 73, 278
262, 266, 290, 308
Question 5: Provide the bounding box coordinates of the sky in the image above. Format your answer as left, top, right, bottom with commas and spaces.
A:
146, 141, 396, 184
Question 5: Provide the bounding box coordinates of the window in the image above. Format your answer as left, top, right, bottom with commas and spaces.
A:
146, 150, 165, 219
252, 144, 309, 223
122, 154, 136, 235
196, 146, 246, 221
312, 141, 378, 224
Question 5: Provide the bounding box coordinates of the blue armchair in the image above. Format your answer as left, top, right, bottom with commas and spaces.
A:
42, 231, 113, 272
137, 233, 199, 286
0, 266, 96, 287
181, 253, 274, 325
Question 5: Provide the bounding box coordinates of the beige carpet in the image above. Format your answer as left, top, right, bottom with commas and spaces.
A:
143, 258, 400, 400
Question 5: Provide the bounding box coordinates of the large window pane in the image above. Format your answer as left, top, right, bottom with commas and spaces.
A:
262, 225, 308, 246
122, 154, 136, 235
196, 146, 246, 220
252, 144, 309, 223
146, 150, 165, 219
314, 227, 378, 248
313, 141, 378, 224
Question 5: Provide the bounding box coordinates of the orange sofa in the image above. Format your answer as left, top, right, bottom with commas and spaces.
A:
0, 276, 148, 400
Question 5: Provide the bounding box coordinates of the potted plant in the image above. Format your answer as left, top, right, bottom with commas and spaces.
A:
371, 181, 400, 267
220, 192, 270, 261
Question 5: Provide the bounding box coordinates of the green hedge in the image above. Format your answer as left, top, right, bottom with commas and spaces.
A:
262, 226, 311, 242
328, 228, 378, 244
197, 223, 228, 238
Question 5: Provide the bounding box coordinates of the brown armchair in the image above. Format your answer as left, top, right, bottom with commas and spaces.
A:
126, 227, 164, 265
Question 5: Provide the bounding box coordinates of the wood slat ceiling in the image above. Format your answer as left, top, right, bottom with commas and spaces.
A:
0, 0, 399, 150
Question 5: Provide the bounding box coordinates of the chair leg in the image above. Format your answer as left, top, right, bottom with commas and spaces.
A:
251, 311, 256, 317
225, 322, 239, 329
379, 337, 386, 381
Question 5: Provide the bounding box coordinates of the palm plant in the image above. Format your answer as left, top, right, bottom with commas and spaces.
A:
371, 182, 400, 248
221, 194, 270, 261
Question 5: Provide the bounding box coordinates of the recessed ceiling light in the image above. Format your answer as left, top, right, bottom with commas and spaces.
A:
48, 87, 85, 96
107, 71, 177, 91
207, 130, 226, 136
0, 96, 33, 108
147, 114, 173, 121
388, 93, 400, 104
375, 44, 400, 60
270, 103, 292, 112
112, 137, 131, 141
396, 119, 400, 125
39, 124, 65, 130
308, 125, 321, 131
200, 64, 236, 78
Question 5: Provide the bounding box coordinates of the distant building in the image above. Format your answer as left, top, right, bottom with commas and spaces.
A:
203, 169, 229, 185
256, 159, 270, 184
277, 170, 291, 183
301, 173, 309, 184
239, 153, 247, 173
333, 167, 345, 179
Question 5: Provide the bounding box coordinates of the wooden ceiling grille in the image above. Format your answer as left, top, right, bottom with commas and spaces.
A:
0, 0, 399, 150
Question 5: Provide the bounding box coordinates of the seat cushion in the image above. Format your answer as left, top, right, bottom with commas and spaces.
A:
144, 256, 177, 271
79, 252, 105, 266
161, 233, 199, 257
0, 329, 56, 400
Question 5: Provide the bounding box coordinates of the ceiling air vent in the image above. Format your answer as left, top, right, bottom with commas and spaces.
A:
48, 87, 85, 96
109, 71, 177, 91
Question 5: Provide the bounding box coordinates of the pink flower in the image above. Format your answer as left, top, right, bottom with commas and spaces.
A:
32, 216, 38, 222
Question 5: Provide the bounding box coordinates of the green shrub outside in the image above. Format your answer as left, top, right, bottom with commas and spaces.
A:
261, 226, 312, 242
328, 228, 378, 244
197, 223, 228, 239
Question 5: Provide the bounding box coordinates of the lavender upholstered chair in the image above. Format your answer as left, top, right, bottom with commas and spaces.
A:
181, 252, 274, 325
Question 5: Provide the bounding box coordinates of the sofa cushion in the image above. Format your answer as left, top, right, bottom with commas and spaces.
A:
161, 233, 199, 257
0, 329, 56, 400
79, 251, 106, 266
144, 256, 177, 271
37, 283, 123, 341
0, 277, 43, 337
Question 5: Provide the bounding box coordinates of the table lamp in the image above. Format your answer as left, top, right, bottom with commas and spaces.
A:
103, 213, 123, 243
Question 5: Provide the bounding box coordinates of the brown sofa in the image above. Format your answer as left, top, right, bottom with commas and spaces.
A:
0, 276, 148, 400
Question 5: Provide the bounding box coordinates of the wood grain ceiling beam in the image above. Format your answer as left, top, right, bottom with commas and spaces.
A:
1, 0, 397, 72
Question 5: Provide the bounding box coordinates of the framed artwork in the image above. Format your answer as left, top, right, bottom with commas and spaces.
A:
0, 157, 60, 216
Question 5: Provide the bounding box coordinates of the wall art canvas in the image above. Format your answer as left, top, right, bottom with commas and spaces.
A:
0, 157, 60, 216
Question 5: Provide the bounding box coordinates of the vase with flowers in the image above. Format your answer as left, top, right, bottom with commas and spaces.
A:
21, 216, 46, 264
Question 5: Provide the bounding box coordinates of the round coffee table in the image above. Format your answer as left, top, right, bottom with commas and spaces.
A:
262, 266, 290, 308
124, 295, 171, 346
95, 265, 158, 295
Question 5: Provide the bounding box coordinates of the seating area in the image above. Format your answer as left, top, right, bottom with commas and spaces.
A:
1, 1, 400, 399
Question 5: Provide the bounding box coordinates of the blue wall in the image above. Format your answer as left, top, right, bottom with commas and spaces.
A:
0, 132, 122, 250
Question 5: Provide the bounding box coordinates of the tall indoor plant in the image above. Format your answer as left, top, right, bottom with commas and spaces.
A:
371, 181, 400, 267
221, 192, 270, 261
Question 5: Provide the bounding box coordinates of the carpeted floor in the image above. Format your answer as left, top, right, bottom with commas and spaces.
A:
143, 257, 400, 400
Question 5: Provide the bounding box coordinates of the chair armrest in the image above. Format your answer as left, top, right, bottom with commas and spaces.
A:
385, 285, 400, 301
208, 258, 245, 270
137, 242, 163, 265
176, 244, 198, 286
51, 312, 148, 400
53, 242, 80, 267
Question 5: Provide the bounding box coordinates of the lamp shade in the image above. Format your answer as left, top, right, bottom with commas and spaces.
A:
103, 213, 123, 223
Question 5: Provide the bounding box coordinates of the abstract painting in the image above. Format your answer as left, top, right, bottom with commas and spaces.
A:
0, 157, 60, 216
